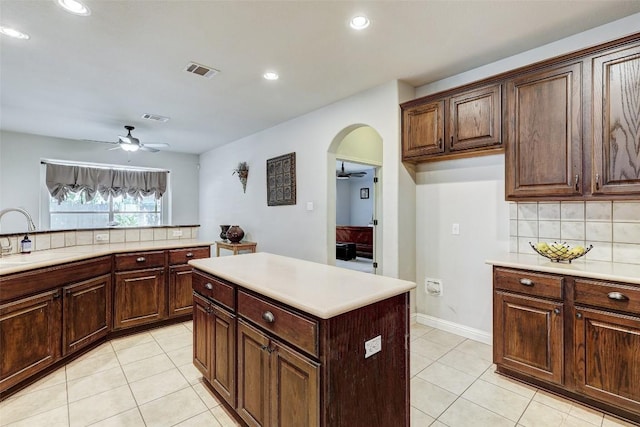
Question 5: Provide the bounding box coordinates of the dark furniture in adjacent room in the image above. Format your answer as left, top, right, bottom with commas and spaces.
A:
336, 225, 373, 259
336, 242, 356, 261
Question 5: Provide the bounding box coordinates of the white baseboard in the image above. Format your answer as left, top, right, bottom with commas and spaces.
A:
415, 313, 492, 345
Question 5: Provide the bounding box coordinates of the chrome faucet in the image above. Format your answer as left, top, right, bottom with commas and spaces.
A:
0, 208, 37, 232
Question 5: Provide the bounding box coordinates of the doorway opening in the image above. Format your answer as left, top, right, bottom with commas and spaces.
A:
328, 125, 382, 274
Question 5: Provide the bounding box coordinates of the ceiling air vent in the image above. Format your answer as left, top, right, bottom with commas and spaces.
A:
142, 113, 170, 123
184, 62, 219, 79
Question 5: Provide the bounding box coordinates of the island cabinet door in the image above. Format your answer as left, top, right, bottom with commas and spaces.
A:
0, 290, 62, 393
494, 291, 564, 385
62, 274, 112, 356
270, 340, 319, 427
211, 305, 236, 407
574, 307, 640, 414
237, 319, 271, 427
114, 267, 166, 329
193, 293, 212, 380
168, 265, 194, 318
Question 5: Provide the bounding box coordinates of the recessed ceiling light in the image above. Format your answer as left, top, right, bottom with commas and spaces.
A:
263, 72, 279, 81
56, 0, 91, 16
0, 26, 30, 40
350, 15, 370, 30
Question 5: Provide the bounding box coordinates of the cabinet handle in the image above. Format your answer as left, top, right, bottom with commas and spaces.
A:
53, 292, 61, 299
205, 283, 213, 290
262, 311, 275, 323
136, 257, 146, 262
519, 278, 534, 286
576, 312, 583, 319
438, 138, 442, 149
574, 174, 579, 191
450, 136, 454, 148
186, 252, 194, 258
608, 292, 629, 301
553, 308, 561, 315
595, 174, 600, 190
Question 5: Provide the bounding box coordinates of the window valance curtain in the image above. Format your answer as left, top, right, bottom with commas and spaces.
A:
46, 163, 167, 203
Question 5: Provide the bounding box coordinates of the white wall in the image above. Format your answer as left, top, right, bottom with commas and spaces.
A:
0, 130, 200, 233
413, 13, 640, 337
199, 81, 412, 279
336, 180, 350, 225
349, 174, 374, 226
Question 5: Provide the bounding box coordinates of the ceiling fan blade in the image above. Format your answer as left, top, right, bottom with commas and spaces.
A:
139, 146, 159, 153
83, 139, 118, 145
142, 143, 170, 148
108, 146, 122, 151
351, 172, 367, 177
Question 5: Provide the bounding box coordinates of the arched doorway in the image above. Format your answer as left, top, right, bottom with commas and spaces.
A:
327, 125, 383, 274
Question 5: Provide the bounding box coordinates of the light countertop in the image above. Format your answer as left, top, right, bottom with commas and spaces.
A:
0, 239, 214, 275
486, 253, 640, 285
189, 252, 416, 319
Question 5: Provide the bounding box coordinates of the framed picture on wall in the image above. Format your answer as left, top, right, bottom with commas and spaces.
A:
266, 152, 296, 206
360, 188, 369, 199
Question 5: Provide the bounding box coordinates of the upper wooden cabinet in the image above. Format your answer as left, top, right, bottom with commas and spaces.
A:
505, 62, 583, 199
402, 84, 502, 162
592, 43, 640, 196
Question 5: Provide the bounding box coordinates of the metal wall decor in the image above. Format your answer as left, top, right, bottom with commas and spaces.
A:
267, 152, 296, 206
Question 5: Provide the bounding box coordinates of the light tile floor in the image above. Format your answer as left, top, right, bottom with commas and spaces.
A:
1, 321, 637, 426
335, 256, 374, 273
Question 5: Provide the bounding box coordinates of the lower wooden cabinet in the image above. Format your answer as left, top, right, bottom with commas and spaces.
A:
494, 291, 564, 385
574, 306, 640, 414
0, 290, 61, 392
114, 267, 166, 329
493, 266, 640, 422
63, 274, 112, 356
237, 319, 319, 427
169, 265, 195, 318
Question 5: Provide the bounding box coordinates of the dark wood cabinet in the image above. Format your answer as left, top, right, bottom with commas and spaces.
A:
494, 291, 564, 385
169, 265, 194, 318
402, 100, 445, 159
402, 84, 503, 162
493, 266, 640, 422
505, 62, 583, 199
114, 267, 166, 329
237, 319, 271, 427
592, 43, 640, 196
0, 290, 61, 392
193, 293, 212, 380
62, 273, 111, 356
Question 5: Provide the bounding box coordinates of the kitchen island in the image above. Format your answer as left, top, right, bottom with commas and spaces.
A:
189, 252, 416, 427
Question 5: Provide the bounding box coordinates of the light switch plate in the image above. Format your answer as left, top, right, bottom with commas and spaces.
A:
364, 335, 382, 358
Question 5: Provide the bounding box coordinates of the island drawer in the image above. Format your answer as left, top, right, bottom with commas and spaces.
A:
169, 247, 210, 265
574, 278, 640, 315
115, 251, 165, 271
494, 267, 563, 300
238, 290, 318, 357
192, 271, 235, 311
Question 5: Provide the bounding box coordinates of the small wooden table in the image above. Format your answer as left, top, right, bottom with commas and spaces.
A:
216, 240, 257, 256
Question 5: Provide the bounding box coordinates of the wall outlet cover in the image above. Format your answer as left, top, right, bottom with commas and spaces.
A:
95, 234, 109, 242
172, 230, 183, 237
364, 335, 382, 358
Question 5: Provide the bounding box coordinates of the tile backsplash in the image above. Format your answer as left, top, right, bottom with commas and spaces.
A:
0, 226, 200, 255
510, 201, 640, 264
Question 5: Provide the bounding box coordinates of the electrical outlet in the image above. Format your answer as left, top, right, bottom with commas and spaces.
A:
172, 230, 183, 237
95, 234, 109, 242
425, 278, 443, 296
364, 335, 382, 358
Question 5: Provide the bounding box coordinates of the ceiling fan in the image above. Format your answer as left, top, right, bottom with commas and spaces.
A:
336, 162, 367, 179
89, 125, 170, 153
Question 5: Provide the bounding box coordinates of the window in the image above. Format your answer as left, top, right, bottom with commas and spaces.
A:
49, 192, 162, 229
43, 160, 168, 230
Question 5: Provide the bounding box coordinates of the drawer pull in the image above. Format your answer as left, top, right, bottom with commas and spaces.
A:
608, 292, 629, 301
205, 282, 213, 290
136, 257, 146, 262
262, 311, 275, 323
576, 312, 583, 319
186, 252, 194, 258
554, 308, 561, 315
519, 278, 534, 286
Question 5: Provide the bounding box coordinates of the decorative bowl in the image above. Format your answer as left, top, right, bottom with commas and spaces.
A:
529, 241, 593, 263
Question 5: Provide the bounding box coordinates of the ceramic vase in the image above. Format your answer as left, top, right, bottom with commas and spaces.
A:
219, 225, 231, 241
226, 225, 244, 243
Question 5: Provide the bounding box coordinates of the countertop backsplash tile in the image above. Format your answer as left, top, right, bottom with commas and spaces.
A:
509, 201, 640, 264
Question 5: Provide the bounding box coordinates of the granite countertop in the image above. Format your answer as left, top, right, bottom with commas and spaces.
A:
0, 239, 215, 275
189, 252, 416, 319
486, 253, 640, 285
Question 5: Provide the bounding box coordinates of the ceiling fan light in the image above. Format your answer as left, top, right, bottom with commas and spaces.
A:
121, 143, 139, 152
56, 0, 91, 16
337, 175, 349, 180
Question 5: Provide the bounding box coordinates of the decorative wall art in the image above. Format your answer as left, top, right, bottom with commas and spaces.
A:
233, 161, 249, 193
360, 188, 370, 199
266, 152, 296, 206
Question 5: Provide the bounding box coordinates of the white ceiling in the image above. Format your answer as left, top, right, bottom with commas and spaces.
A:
1, 1, 639, 155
